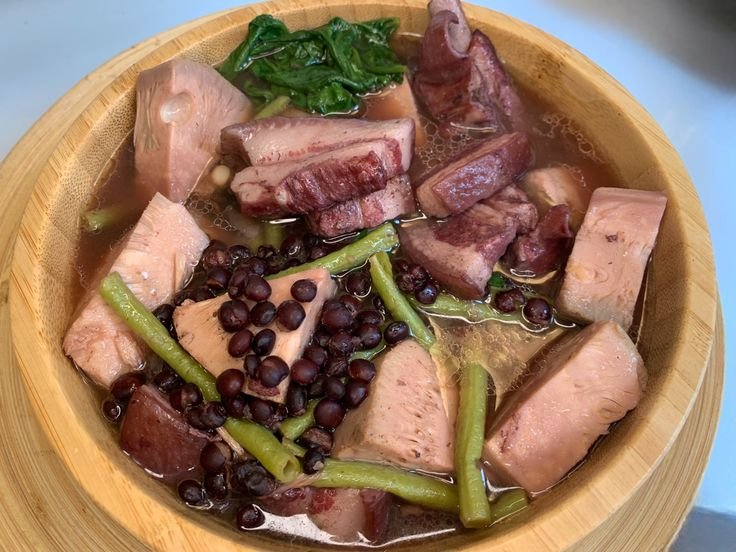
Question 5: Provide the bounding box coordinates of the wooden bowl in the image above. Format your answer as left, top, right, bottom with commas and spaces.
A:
5, 0, 720, 550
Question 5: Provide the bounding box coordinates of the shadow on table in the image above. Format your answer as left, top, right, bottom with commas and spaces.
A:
549, 0, 736, 89
672, 507, 736, 551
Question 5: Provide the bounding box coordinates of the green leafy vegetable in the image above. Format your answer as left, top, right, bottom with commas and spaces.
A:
220, 14, 405, 114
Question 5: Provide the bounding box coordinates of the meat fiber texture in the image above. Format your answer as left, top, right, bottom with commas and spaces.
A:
558, 187, 667, 329
483, 321, 647, 493
506, 204, 574, 275
225, 117, 415, 218
120, 385, 212, 482
173, 268, 336, 403
333, 339, 455, 473
415, 131, 532, 218
63, 193, 209, 388
400, 184, 538, 299
307, 175, 416, 237
134, 59, 253, 202
413, 0, 526, 129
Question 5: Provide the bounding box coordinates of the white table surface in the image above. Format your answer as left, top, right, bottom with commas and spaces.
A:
1, 0, 734, 519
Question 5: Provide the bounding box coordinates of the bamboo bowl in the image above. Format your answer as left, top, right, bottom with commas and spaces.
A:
7, 0, 719, 550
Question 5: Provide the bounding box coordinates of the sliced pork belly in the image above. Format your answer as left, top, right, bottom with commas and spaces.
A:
63, 194, 209, 388
558, 187, 667, 329
415, 132, 532, 217
519, 166, 591, 230
173, 268, 336, 403
231, 139, 409, 218
120, 385, 212, 482
401, 184, 537, 298
307, 175, 415, 237
134, 59, 253, 202
333, 339, 454, 473
261, 487, 391, 543
221, 117, 414, 170
506, 205, 574, 275
483, 321, 646, 493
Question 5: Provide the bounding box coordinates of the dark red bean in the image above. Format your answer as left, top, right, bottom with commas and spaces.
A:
339, 294, 362, 317
314, 399, 346, 429
394, 259, 410, 273
494, 288, 526, 313
236, 504, 265, 530
415, 283, 439, 305
345, 270, 371, 297
286, 384, 308, 416
257, 245, 276, 259
258, 356, 289, 388
204, 472, 228, 500
328, 331, 355, 356
384, 321, 409, 345
200, 441, 231, 474
228, 267, 249, 298
313, 327, 331, 348
202, 245, 231, 271
523, 297, 552, 326
356, 309, 383, 326
348, 359, 376, 382
223, 393, 249, 419
308, 374, 327, 398
206, 267, 231, 291
187, 402, 227, 430
355, 323, 382, 350
309, 244, 329, 260
302, 448, 325, 475
321, 304, 353, 332
324, 356, 348, 378
228, 244, 251, 264
244, 275, 271, 302
178, 480, 207, 506
291, 279, 317, 302
280, 235, 306, 260
298, 427, 333, 452
343, 379, 370, 409
323, 376, 346, 400
154, 365, 183, 393
243, 354, 261, 378
291, 358, 320, 385
173, 290, 190, 306
170, 383, 202, 412
372, 295, 386, 315
228, 329, 253, 358
216, 369, 245, 398
250, 301, 277, 327
302, 345, 328, 369
218, 300, 250, 332
241, 257, 267, 276
110, 371, 146, 402
252, 329, 276, 356
101, 398, 123, 423
153, 303, 175, 334
268, 404, 288, 428
265, 254, 287, 274
396, 271, 419, 293
249, 398, 273, 424
232, 461, 276, 497
276, 300, 305, 331
191, 286, 215, 302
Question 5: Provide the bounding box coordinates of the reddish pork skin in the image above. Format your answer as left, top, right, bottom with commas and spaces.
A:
134, 59, 253, 202
483, 321, 646, 493
558, 187, 667, 329
415, 132, 532, 217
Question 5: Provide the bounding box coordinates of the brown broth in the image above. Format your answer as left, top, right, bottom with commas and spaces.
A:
72, 33, 637, 549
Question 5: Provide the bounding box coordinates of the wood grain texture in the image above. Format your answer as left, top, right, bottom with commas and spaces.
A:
2, 0, 721, 550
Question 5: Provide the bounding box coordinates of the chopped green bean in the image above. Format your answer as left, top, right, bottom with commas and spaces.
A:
82, 204, 135, 233
270, 223, 398, 278
350, 343, 385, 361
254, 95, 291, 119
281, 438, 307, 457
369, 251, 435, 348
99, 272, 219, 401
279, 400, 318, 441
488, 272, 508, 289
490, 488, 529, 524
409, 293, 501, 324
225, 419, 301, 482
455, 362, 491, 527
314, 459, 458, 513
262, 221, 285, 248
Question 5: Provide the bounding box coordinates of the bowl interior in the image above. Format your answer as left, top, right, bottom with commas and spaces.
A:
9, 1, 717, 550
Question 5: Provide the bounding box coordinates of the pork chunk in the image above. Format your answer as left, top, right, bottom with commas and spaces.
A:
364, 78, 427, 147
483, 321, 646, 493
558, 187, 667, 329
307, 175, 416, 237
333, 339, 454, 473
173, 268, 336, 403
63, 193, 209, 388
134, 59, 253, 202
120, 385, 212, 482
519, 166, 591, 230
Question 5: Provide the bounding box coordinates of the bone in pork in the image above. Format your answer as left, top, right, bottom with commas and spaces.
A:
415, 131, 532, 218
506, 204, 574, 275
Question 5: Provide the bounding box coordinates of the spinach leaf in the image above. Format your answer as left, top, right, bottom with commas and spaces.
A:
220, 14, 405, 115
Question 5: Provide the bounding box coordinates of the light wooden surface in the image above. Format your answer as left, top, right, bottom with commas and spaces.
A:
2, 0, 721, 550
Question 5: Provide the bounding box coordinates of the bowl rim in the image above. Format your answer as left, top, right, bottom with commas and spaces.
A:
8, 0, 718, 550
